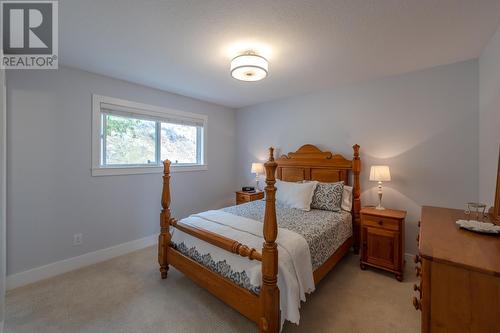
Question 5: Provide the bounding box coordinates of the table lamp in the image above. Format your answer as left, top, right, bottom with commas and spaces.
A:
251, 162, 264, 191
370, 165, 391, 210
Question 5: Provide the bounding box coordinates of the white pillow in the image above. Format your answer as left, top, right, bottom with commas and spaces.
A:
275, 180, 318, 211
342, 185, 353, 211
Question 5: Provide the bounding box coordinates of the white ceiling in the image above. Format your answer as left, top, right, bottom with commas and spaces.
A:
60, 0, 500, 108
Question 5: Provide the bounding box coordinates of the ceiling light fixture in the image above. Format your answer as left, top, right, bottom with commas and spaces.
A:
230, 52, 268, 82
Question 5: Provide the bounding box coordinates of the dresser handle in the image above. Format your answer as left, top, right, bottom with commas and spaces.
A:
378, 220, 383, 226
415, 266, 421, 277
413, 283, 421, 293
414, 255, 421, 264
413, 297, 421, 311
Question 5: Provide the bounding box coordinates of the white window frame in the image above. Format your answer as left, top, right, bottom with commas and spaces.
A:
92, 95, 208, 176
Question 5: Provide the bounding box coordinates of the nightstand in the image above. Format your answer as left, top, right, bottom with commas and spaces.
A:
235, 191, 264, 205
360, 207, 406, 281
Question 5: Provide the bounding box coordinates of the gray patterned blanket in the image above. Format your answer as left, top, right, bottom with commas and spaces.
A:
222, 200, 352, 269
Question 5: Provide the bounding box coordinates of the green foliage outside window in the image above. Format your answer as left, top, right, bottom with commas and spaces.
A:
103, 114, 199, 166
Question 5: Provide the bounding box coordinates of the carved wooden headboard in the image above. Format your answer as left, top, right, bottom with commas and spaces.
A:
276, 144, 362, 252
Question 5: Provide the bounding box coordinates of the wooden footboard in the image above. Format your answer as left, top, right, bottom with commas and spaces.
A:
168, 247, 261, 322
158, 148, 280, 332
170, 218, 262, 261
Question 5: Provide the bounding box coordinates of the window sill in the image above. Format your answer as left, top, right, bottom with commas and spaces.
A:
91, 164, 208, 176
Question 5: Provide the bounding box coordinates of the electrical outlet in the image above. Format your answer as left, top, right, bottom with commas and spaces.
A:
73, 233, 83, 246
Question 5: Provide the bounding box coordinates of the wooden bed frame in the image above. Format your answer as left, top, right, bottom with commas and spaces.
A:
158, 144, 361, 333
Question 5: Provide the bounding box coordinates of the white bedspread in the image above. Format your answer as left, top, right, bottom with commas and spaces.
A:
171, 210, 315, 326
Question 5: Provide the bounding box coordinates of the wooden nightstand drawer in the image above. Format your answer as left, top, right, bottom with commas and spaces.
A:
236, 194, 250, 204
235, 191, 264, 205
362, 215, 400, 231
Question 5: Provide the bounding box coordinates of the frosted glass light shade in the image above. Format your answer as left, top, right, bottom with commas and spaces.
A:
231, 54, 268, 81
369, 165, 391, 182
251, 162, 265, 174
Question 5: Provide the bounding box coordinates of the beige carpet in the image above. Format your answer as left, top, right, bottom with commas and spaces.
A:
5, 246, 420, 333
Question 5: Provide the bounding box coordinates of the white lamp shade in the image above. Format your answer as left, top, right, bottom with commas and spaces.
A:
251, 162, 265, 174
369, 165, 391, 182
231, 54, 268, 81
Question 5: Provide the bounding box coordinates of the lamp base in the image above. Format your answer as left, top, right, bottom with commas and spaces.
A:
376, 185, 385, 210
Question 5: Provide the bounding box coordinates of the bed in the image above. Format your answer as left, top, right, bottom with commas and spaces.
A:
158, 144, 361, 333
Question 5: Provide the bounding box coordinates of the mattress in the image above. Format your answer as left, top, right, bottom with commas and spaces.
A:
222, 200, 352, 270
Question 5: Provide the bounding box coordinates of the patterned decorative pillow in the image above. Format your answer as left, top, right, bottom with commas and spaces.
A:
310, 181, 344, 212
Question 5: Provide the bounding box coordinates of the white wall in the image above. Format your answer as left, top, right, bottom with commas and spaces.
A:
236, 60, 479, 255
479, 25, 500, 206
0, 68, 6, 331
6, 66, 236, 276
4, 56, 486, 279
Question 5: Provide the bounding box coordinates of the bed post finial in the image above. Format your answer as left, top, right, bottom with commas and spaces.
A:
260, 147, 280, 333
352, 144, 361, 254
353, 144, 360, 159
159, 159, 172, 279
268, 147, 275, 162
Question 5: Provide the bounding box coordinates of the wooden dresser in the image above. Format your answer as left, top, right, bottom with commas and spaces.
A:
414, 206, 500, 332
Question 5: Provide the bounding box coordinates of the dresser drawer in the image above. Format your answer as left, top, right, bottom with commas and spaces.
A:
362, 215, 400, 231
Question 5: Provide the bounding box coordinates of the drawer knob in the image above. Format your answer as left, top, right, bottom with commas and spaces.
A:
412, 297, 421, 311
414, 255, 421, 264
415, 266, 421, 277
378, 220, 383, 225
413, 283, 421, 293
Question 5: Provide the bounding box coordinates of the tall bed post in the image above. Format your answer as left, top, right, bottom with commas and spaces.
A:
260, 147, 280, 333
352, 144, 361, 254
158, 160, 172, 279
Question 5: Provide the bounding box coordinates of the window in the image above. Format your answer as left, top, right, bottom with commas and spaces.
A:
92, 95, 207, 176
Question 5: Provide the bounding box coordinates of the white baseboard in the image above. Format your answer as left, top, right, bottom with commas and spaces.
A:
6, 235, 157, 290
5, 242, 417, 291
405, 252, 416, 263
